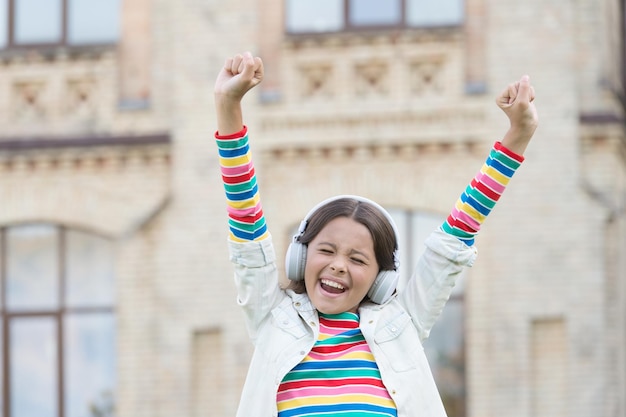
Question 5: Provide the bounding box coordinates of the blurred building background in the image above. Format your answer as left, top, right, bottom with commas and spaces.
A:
0, 0, 624, 416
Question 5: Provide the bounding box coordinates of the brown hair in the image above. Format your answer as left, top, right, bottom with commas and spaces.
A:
288, 197, 397, 293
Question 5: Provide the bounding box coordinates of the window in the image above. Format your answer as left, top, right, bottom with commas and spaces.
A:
285, 0, 464, 34
388, 209, 466, 417
1, 224, 116, 417
349, 0, 402, 27
406, 0, 464, 27
0, 0, 120, 49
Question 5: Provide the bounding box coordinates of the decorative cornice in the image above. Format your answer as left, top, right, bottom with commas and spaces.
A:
262, 139, 483, 162
0, 44, 116, 64
260, 108, 487, 132
0, 132, 171, 151
283, 27, 463, 50
579, 112, 624, 125
0, 133, 171, 172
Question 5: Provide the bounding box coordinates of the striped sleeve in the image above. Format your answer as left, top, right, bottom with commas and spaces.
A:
215, 126, 269, 242
441, 141, 524, 246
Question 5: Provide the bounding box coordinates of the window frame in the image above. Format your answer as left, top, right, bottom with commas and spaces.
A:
0, 224, 116, 417
2, 0, 119, 50
285, 0, 464, 35
344, 0, 406, 32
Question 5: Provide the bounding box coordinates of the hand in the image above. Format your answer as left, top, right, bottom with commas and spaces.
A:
214, 52, 264, 102
214, 52, 263, 135
497, 75, 539, 155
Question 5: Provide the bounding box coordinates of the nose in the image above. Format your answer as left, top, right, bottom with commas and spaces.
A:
329, 258, 346, 274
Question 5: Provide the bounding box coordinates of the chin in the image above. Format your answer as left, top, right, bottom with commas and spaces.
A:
313, 300, 358, 315
312, 300, 342, 315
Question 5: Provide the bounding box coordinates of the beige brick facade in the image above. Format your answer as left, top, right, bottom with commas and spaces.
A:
0, 0, 624, 416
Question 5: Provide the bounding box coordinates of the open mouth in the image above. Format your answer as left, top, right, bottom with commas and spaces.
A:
320, 278, 346, 294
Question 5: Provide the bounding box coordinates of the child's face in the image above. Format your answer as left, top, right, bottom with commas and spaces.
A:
304, 216, 380, 314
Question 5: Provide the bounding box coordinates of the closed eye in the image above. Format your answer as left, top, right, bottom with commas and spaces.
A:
316, 245, 335, 255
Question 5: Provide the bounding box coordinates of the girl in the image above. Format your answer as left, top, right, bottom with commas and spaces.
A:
214, 52, 538, 417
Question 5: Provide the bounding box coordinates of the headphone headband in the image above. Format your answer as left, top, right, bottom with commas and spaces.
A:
292, 194, 400, 268
296, 195, 398, 239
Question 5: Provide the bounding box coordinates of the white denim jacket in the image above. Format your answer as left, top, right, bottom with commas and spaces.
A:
229, 229, 477, 417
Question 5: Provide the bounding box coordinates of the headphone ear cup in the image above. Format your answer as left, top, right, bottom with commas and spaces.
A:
285, 241, 307, 281
368, 270, 399, 304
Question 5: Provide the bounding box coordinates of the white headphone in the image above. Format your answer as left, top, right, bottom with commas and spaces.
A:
284, 195, 400, 304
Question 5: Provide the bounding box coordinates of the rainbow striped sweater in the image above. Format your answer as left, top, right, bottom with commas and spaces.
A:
277, 312, 397, 416
216, 127, 523, 416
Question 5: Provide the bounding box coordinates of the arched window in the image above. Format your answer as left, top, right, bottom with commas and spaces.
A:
388, 209, 466, 417
0, 224, 115, 417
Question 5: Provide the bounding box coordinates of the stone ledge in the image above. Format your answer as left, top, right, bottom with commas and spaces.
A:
0, 132, 172, 236
0, 133, 171, 172
283, 26, 463, 50
0, 132, 170, 151
262, 140, 484, 162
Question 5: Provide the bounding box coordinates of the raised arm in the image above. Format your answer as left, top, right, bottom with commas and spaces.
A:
402, 76, 538, 340
214, 52, 268, 242
442, 75, 538, 245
